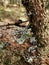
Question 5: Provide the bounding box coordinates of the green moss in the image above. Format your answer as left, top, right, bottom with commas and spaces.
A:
15, 56, 21, 62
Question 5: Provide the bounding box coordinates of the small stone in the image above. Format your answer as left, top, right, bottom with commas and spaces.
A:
12, 39, 16, 43
28, 46, 37, 52
30, 37, 37, 45
0, 45, 3, 49
28, 57, 33, 63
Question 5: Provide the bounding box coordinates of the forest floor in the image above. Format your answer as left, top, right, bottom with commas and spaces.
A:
0, 4, 49, 65
0, 4, 28, 26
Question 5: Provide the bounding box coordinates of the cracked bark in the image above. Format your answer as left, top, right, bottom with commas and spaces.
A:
22, 0, 47, 47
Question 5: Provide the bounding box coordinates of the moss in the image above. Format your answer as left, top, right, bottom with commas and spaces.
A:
15, 56, 21, 62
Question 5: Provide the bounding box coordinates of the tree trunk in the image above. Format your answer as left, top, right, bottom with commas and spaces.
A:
22, 0, 48, 47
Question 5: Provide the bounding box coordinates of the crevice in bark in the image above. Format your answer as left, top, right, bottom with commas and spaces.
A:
22, 0, 47, 47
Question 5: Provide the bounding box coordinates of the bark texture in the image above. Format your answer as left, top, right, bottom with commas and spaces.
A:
22, 0, 48, 47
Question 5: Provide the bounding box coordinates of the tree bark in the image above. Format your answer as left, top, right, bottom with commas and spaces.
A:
22, 0, 47, 47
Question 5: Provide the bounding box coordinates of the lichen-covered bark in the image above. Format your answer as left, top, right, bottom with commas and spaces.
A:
22, 0, 48, 47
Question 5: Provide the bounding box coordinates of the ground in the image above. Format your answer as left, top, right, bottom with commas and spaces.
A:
0, 3, 49, 65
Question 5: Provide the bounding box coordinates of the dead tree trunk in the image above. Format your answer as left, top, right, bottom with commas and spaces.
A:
22, 0, 48, 47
